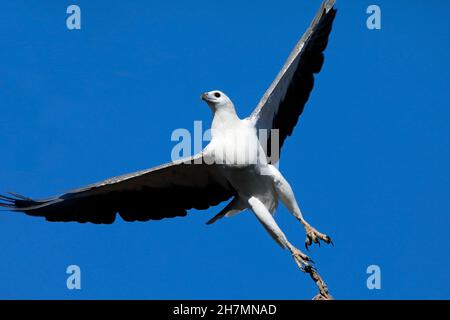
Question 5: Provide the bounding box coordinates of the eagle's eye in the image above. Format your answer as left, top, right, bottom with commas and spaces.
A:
214, 92, 221, 98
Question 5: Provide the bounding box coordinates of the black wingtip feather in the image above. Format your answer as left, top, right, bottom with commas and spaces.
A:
7, 191, 32, 200
0, 194, 16, 202
0, 192, 41, 211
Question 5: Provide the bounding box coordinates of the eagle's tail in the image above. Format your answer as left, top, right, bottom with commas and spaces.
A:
206, 196, 246, 225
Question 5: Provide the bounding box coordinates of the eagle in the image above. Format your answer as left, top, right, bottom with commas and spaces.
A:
1, 0, 337, 299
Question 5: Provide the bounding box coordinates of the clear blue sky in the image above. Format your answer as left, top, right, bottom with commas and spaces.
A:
0, 1, 449, 299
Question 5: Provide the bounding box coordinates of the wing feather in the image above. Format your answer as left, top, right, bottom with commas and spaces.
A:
249, 0, 337, 162
0, 154, 235, 224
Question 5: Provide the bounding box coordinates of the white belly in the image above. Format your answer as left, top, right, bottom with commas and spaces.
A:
219, 164, 278, 214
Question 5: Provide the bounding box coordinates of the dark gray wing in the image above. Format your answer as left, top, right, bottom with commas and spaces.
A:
0, 154, 235, 224
249, 0, 337, 163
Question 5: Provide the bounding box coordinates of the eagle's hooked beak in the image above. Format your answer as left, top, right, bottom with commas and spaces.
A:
200, 92, 210, 102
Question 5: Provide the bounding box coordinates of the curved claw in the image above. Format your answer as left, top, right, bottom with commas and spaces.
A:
302, 254, 314, 264
326, 236, 334, 246
304, 227, 333, 249
305, 236, 313, 251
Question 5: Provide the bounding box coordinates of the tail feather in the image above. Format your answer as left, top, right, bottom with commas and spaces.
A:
206, 197, 246, 225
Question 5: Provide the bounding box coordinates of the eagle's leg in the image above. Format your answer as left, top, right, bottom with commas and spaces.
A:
268, 165, 332, 250
248, 195, 333, 299
247, 196, 312, 271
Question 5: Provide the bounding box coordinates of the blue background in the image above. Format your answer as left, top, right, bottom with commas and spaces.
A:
0, 0, 449, 299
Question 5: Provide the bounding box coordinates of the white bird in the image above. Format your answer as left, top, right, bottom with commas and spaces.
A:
1, 0, 337, 291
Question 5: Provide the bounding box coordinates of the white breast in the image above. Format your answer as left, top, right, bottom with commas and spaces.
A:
209, 118, 267, 166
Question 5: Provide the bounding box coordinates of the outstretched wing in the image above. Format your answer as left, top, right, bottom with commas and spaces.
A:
0, 154, 235, 224
249, 0, 337, 162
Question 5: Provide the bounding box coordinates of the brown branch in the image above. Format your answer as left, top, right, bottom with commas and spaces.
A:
291, 247, 333, 300
305, 265, 333, 300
